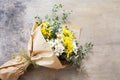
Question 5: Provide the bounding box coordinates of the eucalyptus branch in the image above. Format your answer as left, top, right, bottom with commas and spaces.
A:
68, 42, 93, 69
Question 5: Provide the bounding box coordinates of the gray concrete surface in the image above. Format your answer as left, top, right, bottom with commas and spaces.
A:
0, 0, 120, 80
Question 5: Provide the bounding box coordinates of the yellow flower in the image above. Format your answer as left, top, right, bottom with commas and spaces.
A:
42, 22, 49, 27
63, 36, 73, 58
62, 27, 74, 57
41, 22, 51, 38
62, 27, 73, 39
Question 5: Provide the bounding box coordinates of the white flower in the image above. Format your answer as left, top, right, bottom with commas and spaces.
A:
56, 30, 64, 41
73, 40, 78, 55
57, 33, 63, 38
56, 31, 63, 37
54, 39, 65, 56
48, 39, 55, 48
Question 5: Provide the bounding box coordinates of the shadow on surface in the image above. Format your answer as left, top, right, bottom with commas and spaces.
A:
18, 65, 88, 80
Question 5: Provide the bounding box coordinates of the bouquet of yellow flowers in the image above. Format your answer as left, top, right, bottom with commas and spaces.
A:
0, 4, 93, 80
34, 4, 93, 68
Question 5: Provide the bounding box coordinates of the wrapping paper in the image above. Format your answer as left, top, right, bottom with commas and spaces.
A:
28, 22, 64, 69
0, 55, 29, 80
0, 22, 80, 80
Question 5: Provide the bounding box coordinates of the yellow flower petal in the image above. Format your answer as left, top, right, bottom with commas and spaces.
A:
41, 22, 51, 38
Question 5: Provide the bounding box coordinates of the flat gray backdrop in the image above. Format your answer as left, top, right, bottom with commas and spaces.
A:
0, 0, 120, 80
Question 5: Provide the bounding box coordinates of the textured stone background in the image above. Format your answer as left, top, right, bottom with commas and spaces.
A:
0, 0, 120, 80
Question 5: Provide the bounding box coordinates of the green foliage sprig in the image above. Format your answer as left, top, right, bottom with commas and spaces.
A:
69, 43, 93, 69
